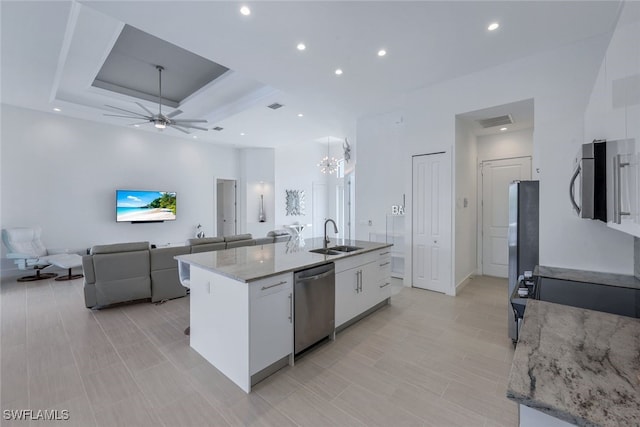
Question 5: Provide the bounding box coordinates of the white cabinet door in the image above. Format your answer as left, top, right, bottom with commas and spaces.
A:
249, 273, 293, 376
335, 266, 362, 328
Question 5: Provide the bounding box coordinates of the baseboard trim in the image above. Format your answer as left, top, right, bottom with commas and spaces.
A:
455, 273, 474, 295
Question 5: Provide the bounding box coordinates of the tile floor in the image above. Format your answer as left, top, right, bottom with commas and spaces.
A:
1, 274, 517, 426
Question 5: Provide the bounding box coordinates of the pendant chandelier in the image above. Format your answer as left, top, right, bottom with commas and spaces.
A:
318, 137, 339, 174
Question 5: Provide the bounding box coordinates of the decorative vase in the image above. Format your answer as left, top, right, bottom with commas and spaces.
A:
258, 195, 266, 222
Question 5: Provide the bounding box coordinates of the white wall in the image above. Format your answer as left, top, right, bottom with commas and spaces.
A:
355, 110, 406, 242
356, 32, 633, 296
454, 119, 477, 288
477, 128, 534, 163
240, 148, 275, 238
1, 106, 239, 255
274, 141, 328, 238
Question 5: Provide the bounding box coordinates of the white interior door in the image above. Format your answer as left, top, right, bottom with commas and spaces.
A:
481, 157, 531, 277
412, 152, 451, 294
217, 179, 237, 237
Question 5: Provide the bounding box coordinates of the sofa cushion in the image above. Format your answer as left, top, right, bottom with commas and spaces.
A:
150, 246, 190, 271
267, 229, 291, 237
187, 237, 224, 246
191, 242, 226, 253
224, 234, 253, 242
91, 241, 149, 255
254, 236, 275, 245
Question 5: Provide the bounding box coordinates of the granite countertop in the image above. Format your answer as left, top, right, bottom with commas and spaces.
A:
507, 299, 640, 427
535, 265, 640, 290
175, 237, 392, 282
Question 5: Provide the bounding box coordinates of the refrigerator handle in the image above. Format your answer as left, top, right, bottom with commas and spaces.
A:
569, 165, 581, 215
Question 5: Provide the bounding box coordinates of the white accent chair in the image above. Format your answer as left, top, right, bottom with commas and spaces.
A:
1, 226, 67, 282
177, 259, 191, 335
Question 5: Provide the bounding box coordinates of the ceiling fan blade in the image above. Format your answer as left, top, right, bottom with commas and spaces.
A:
170, 125, 191, 134
104, 104, 149, 118
176, 124, 209, 131
105, 113, 151, 120
172, 119, 208, 123
135, 102, 155, 116
166, 109, 183, 118
128, 121, 150, 126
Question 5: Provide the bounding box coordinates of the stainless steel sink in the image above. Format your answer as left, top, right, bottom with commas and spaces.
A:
329, 245, 363, 252
309, 248, 342, 255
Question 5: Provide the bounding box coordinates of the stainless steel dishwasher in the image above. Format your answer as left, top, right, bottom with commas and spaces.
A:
294, 263, 335, 355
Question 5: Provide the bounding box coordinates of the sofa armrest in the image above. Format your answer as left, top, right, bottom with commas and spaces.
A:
82, 255, 96, 284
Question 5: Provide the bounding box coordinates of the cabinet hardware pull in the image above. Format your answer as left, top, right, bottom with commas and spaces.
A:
358, 270, 363, 292
261, 280, 287, 290
380, 251, 391, 255
288, 293, 293, 323
379, 282, 391, 288
379, 262, 391, 267
355, 270, 360, 293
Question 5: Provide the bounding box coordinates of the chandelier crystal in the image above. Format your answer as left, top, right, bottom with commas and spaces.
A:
318, 138, 339, 174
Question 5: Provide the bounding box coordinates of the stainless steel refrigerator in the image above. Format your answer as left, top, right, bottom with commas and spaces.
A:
508, 180, 539, 342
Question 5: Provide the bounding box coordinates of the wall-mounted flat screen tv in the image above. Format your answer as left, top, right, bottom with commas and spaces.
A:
116, 190, 177, 222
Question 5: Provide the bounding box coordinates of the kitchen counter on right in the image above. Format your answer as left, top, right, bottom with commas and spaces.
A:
507, 299, 640, 426
535, 265, 640, 290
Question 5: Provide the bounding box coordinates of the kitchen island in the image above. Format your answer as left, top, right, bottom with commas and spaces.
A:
507, 299, 640, 427
176, 238, 392, 392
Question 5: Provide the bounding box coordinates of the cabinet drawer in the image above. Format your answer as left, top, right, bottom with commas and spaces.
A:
377, 255, 392, 279
250, 273, 293, 299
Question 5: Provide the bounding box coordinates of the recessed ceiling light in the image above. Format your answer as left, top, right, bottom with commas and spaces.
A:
297, 43, 306, 51
193, 135, 198, 139
53, 107, 61, 112
297, 113, 304, 117
335, 69, 343, 76
378, 49, 387, 57
133, 124, 140, 127
500, 127, 507, 131
240, 132, 246, 136
240, 6, 251, 16
488, 22, 499, 31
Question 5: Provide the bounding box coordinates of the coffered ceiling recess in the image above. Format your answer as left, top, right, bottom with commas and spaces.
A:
0, 1, 632, 147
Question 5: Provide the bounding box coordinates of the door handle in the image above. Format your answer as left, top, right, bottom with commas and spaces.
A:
296, 270, 334, 282
261, 280, 288, 290
569, 165, 581, 215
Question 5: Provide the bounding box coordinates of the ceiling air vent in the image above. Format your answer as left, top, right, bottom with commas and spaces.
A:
267, 102, 284, 110
212, 126, 224, 131
477, 114, 513, 128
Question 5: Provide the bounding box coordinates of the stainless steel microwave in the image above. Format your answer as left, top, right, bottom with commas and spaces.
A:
570, 140, 607, 221
570, 138, 636, 223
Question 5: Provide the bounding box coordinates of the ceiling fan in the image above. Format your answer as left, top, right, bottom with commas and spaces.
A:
104, 65, 208, 134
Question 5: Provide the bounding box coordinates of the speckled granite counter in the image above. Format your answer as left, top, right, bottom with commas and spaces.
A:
176, 237, 392, 282
507, 299, 640, 427
535, 265, 640, 290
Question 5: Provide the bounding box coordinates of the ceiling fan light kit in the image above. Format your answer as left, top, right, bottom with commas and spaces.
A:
104, 65, 208, 134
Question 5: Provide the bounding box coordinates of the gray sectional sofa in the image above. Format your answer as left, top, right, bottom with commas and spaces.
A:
82, 232, 290, 309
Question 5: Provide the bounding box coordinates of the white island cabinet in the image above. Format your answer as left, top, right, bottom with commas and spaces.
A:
176, 238, 393, 393
335, 248, 392, 328
189, 267, 293, 393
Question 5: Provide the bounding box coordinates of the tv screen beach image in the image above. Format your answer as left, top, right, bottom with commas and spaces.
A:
116, 190, 176, 222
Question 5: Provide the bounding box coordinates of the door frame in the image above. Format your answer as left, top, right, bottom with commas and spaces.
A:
476, 156, 532, 275
215, 178, 237, 237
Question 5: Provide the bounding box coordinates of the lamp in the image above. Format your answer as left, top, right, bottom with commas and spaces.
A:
318, 137, 338, 174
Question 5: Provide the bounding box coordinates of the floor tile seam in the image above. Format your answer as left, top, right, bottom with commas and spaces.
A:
295, 381, 362, 424
122, 306, 185, 349
87, 305, 168, 427
336, 381, 429, 425
52, 280, 99, 427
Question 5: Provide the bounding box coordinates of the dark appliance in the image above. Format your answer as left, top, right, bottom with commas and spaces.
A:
508, 181, 539, 342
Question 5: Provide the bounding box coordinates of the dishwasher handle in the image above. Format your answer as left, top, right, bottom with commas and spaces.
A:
295, 269, 334, 282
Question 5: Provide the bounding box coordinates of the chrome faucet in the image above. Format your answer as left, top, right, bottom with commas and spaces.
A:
323, 219, 338, 249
